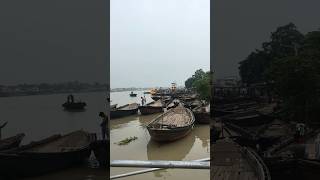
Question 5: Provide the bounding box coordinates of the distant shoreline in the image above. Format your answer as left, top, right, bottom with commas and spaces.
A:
0, 89, 107, 98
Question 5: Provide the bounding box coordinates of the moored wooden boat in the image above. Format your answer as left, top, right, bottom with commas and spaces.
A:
0, 133, 25, 151
212, 138, 271, 180
151, 96, 161, 101
184, 99, 202, 109
110, 103, 139, 119
139, 100, 164, 115
166, 99, 180, 110
0, 130, 92, 177
221, 110, 272, 127
147, 105, 195, 142
193, 104, 210, 124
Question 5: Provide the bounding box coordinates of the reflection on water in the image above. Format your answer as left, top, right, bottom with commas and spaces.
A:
110, 91, 210, 180
0, 92, 107, 179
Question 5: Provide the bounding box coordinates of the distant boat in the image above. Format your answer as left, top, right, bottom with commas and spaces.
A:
0, 130, 92, 177
192, 104, 210, 124
143, 91, 151, 94
129, 92, 137, 97
62, 101, 86, 110
147, 105, 195, 142
0, 133, 25, 151
110, 103, 139, 119
139, 100, 164, 115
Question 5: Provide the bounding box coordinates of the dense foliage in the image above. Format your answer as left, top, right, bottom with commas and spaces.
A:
239, 23, 320, 123
185, 69, 210, 101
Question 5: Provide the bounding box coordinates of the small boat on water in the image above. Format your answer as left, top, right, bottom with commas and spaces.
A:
129, 92, 137, 97
110, 103, 139, 119
147, 105, 195, 142
0, 133, 25, 151
193, 104, 210, 124
62, 94, 87, 110
0, 130, 92, 177
62, 102, 86, 110
139, 100, 164, 115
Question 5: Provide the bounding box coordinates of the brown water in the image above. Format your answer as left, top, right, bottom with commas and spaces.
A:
0, 91, 107, 179
110, 91, 210, 180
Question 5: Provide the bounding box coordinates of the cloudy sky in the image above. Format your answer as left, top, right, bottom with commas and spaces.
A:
111, 0, 210, 88
213, 0, 320, 79
0, 0, 107, 85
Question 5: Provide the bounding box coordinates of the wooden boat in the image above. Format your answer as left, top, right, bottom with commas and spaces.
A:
212, 138, 271, 180
0, 133, 25, 151
144, 91, 151, 94
62, 101, 86, 110
110, 103, 139, 119
147, 105, 195, 142
129, 92, 137, 97
147, 132, 195, 160
91, 140, 108, 167
166, 99, 180, 110
221, 110, 272, 127
184, 99, 202, 109
192, 104, 210, 124
0, 130, 92, 177
151, 96, 161, 101
139, 100, 164, 115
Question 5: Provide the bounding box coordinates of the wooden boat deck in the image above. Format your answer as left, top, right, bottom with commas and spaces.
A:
25, 131, 90, 153
212, 139, 260, 180
148, 100, 163, 107
119, 103, 138, 110
156, 107, 191, 127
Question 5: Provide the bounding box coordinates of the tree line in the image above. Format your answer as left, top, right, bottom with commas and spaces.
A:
239, 23, 320, 124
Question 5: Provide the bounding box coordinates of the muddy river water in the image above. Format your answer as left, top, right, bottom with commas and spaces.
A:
110, 90, 210, 180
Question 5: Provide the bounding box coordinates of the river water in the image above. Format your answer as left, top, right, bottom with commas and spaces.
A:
0, 91, 107, 180
110, 90, 210, 180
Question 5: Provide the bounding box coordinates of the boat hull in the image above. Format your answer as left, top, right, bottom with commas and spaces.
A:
0, 133, 25, 151
62, 102, 86, 110
110, 109, 138, 119
147, 126, 193, 142
0, 146, 91, 177
139, 106, 163, 115
151, 96, 161, 101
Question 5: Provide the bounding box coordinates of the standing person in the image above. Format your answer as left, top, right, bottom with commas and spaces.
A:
143, 96, 147, 105
141, 97, 145, 106
99, 112, 108, 140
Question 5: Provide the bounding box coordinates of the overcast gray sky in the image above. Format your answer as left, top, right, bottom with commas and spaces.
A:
111, 0, 210, 89
213, 0, 320, 79
0, 0, 107, 85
